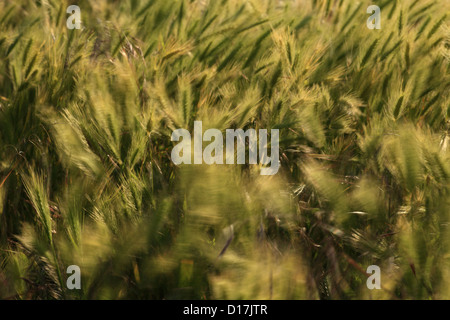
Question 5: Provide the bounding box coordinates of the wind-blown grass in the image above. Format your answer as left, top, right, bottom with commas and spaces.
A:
0, 0, 449, 299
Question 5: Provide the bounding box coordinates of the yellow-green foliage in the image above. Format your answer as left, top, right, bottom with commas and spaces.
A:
0, 0, 449, 299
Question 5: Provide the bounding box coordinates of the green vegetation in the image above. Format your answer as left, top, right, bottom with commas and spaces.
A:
0, 0, 449, 300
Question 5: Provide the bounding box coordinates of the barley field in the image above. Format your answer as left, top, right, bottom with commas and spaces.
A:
0, 0, 449, 300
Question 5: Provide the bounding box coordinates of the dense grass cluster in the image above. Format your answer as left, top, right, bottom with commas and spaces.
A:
0, 0, 449, 299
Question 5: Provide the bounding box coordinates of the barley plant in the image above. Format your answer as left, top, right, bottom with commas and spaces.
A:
0, 0, 449, 300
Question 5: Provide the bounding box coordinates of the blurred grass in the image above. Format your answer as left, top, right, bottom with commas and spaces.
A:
0, 0, 449, 299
